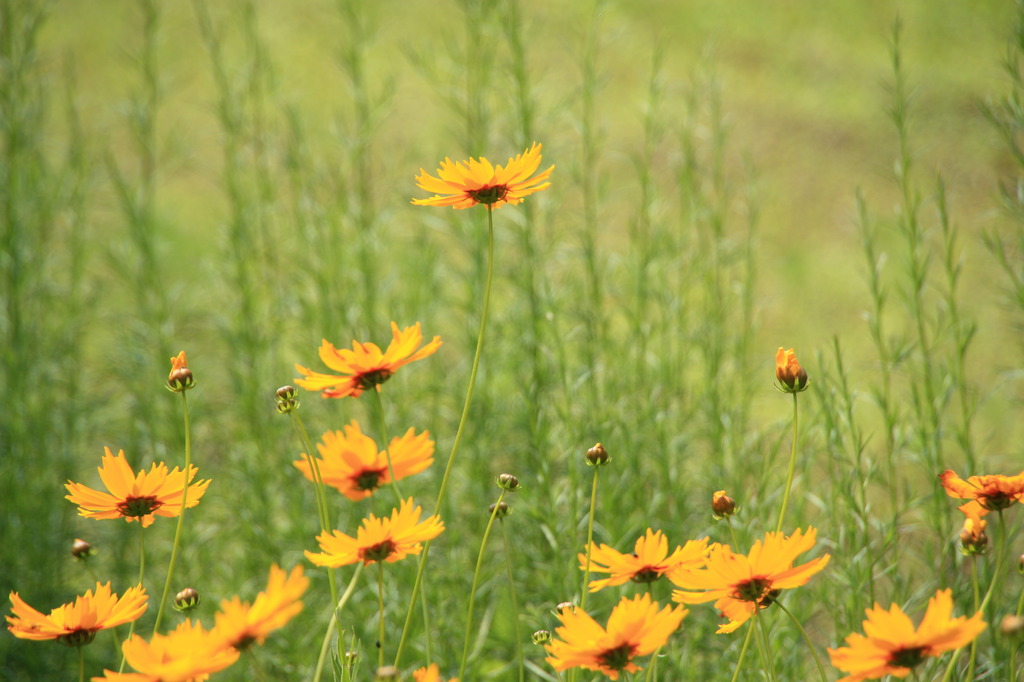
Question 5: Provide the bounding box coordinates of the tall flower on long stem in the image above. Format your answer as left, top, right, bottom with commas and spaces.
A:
828, 588, 985, 681
295, 321, 441, 399
774, 347, 808, 533
670, 527, 830, 633
64, 448, 210, 527
306, 499, 444, 568
92, 619, 239, 682
938, 469, 1024, 512
580, 529, 708, 592
7, 583, 147, 647
544, 593, 686, 680
395, 144, 552, 667
293, 421, 434, 501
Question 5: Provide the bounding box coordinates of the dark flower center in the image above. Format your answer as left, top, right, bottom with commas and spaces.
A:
597, 643, 636, 671
979, 492, 1014, 510
630, 567, 662, 584
357, 369, 394, 391
232, 634, 257, 651
734, 577, 772, 602
117, 495, 162, 519
361, 539, 397, 563
354, 469, 386, 492
758, 589, 782, 608
888, 646, 927, 669
57, 628, 97, 648
467, 184, 509, 205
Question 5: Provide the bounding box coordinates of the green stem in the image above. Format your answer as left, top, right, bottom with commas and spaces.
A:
579, 465, 601, 612
729, 619, 756, 682
153, 391, 192, 635
775, 392, 799, 533
119, 524, 146, 673
289, 411, 339, 609
312, 564, 364, 682
78, 645, 84, 682
967, 555, 980, 681
500, 519, 525, 682
394, 207, 495, 667
459, 489, 507, 679
753, 609, 777, 682
377, 562, 386, 669
776, 601, 828, 682
370, 388, 403, 503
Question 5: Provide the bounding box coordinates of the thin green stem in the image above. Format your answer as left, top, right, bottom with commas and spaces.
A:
967, 555, 981, 681
289, 411, 340, 609
725, 517, 740, 549
78, 645, 84, 682
579, 466, 601, 613
377, 562, 386, 669
312, 564, 364, 682
370, 388, 403, 503
729, 619, 756, 682
776, 601, 828, 682
120, 524, 146, 673
499, 519, 525, 682
395, 207, 495, 667
775, 392, 799, 533
459, 489, 507, 679
753, 609, 777, 682
153, 391, 192, 635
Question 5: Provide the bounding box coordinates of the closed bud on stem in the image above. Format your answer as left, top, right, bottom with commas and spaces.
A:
775, 347, 808, 393
374, 666, 399, 680
274, 385, 300, 414
173, 587, 201, 613
555, 602, 575, 615
489, 501, 511, 518
958, 517, 988, 556
532, 629, 552, 645
496, 473, 521, 492
70, 538, 94, 560
1018, 553, 1024, 575
585, 442, 610, 466
1000, 614, 1024, 640
166, 351, 196, 392
711, 490, 738, 519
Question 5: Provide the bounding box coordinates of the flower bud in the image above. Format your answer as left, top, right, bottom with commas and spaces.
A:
775, 347, 808, 393
274, 385, 300, 414
1001, 614, 1024, 640
489, 501, 511, 518
711, 491, 737, 519
585, 442, 610, 466
496, 473, 521, 492
532, 629, 552, 645
166, 351, 196, 392
555, 602, 575, 615
374, 666, 399, 680
71, 538, 94, 560
958, 517, 988, 556
173, 587, 201, 613
1018, 553, 1024, 575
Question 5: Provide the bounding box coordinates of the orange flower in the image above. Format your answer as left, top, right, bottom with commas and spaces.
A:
295, 321, 441, 399
775, 347, 808, 393
64, 448, 210, 528
293, 421, 434, 501
92, 619, 239, 682
412, 663, 458, 682
579, 530, 708, 592
544, 593, 686, 680
166, 350, 195, 392
7, 582, 147, 647
828, 588, 986, 681
939, 469, 1024, 512
669, 527, 830, 633
305, 498, 444, 567
958, 503, 988, 555
212, 564, 308, 650
412, 142, 554, 210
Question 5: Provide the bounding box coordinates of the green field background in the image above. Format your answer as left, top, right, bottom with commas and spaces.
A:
3, 0, 1023, 679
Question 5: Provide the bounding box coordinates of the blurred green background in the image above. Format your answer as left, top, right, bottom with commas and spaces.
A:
3, 0, 1022, 679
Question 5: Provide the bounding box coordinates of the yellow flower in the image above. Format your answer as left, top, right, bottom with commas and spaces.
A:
669, 527, 830, 633
91, 619, 239, 682
64, 448, 210, 528
828, 588, 986, 681
305, 498, 444, 567
544, 593, 686, 680
212, 565, 308, 651
939, 469, 1024, 512
412, 663, 458, 682
293, 421, 434, 501
579, 530, 708, 592
7, 582, 147, 647
775, 347, 808, 393
295, 322, 441, 399
412, 142, 554, 210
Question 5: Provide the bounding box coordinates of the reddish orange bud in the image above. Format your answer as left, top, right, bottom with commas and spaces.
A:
711, 491, 737, 519
775, 347, 808, 393
167, 351, 196, 392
